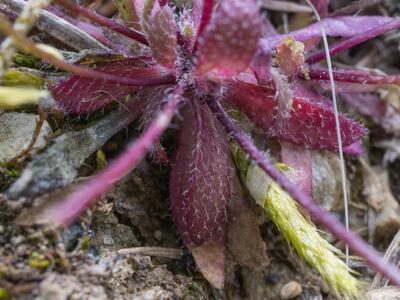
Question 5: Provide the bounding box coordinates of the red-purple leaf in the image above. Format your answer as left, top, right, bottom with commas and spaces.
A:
261, 16, 394, 53
170, 97, 231, 246
51, 64, 166, 113
224, 80, 367, 151
170, 97, 232, 287
311, 0, 329, 16
193, 0, 261, 77
41, 87, 183, 226
145, 5, 178, 69
139, 86, 174, 164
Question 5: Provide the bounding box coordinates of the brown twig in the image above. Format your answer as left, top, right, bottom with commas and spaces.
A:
7, 108, 47, 165
371, 230, 400, 289
118, 247, 183, 260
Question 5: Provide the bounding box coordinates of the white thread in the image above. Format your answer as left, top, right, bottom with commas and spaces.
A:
304, 0, 350, 266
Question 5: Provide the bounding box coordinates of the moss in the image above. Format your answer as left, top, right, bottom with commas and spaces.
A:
81, 235, 90, 251
3, 69, 44, 88
0, 288, 9, 299
29, 251, 51, 270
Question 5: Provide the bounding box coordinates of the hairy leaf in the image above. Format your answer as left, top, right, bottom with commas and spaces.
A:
224, 80, 367, 151
145, 5, 177, 69
261, 16, 393, 52
170, 97, 232, 288
194, 0, 261, 77
51, 63, 166, 113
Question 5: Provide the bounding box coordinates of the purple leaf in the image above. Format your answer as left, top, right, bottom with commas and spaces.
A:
140, 87, 174, 164
170, 97, 232, 288
145, 5, 178, 69
194, 0, 261, 77
261, 16, 394, 53
308, 66, 400, 86
41, 87, 183, 226
55, 0, 148, 45
307, 17, 400, 63
207, 98, 400, 288
311, 0, 329, 16
224, 80, 367, 151
51, 64, 167, 113
192, 0, 215, 53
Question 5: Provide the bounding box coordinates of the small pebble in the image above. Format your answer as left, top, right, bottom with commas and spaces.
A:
153, 230, 162, 241
280, 281, 302, 300
103, 235, 115, 246
11, 235, 25, 246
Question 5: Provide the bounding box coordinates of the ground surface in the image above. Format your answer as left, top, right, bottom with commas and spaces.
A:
2, 0, 400, 299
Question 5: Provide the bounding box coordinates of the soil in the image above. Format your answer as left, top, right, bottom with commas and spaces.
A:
2, 1, 400, 299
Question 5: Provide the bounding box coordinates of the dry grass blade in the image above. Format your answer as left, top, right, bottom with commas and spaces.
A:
118, 247, 183, 260
371, 230, 400, 289
261, 0, 312, 13
330, 0, 382, 17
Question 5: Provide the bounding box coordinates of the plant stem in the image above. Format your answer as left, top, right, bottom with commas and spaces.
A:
0, 14, 176, 86
307, 18, 400, 64
207, 98, 400, 287
308, 67, 400, 85
54, 0, 148, 46
43, 86, 183, 226
192, 0, 214, 54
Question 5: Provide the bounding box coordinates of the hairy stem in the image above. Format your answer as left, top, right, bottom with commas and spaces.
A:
43, 86, 183, 226
207, 98, 400, 287
308, 67, 400, 85
54, 0, 148, 45
307, 18, 400, 64
0, 14, 176, 86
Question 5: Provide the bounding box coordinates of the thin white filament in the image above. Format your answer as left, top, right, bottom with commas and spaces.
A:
304, 0, 350, 266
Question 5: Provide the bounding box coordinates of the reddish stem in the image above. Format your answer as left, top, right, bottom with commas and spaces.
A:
207, 98, 400, 287
307, 18, 400, 64
44, 86, 183, 226
192, 0, 214, 54
0, 14, 176, 86
54, 0, 148, 45
307, 67, 400, 85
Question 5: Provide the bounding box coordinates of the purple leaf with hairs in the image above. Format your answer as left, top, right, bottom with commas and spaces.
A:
145, 5, 178, 69
170, 97, 231, 288
51, 64, 168, 113
194, 0, 261, 77
261, 16, 394, 52
11, 0, 400, 289
224, 79, 367, 151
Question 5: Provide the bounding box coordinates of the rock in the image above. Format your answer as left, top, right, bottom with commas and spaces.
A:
131, 287, 173, 300
0, 112, 52, 162
312, 152, 344, 211
35, 274, 108, 300
280, 281, 302, 299
360, 159, 386, 211
369, 168, 400, 247
367, 286, 400, 299
7, 107, 139, 199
